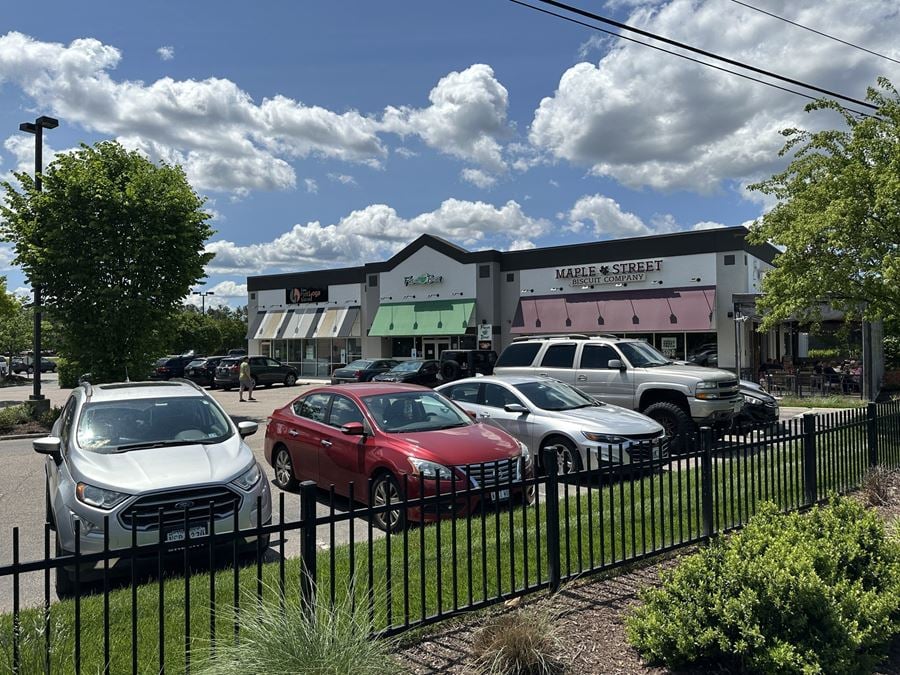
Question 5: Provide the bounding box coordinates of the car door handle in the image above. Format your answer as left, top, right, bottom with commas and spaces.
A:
321, 439, 333, 448
577, 375, 587, 381
479, 412, 491, 418
288, 429, 299, 437
538, 373, 548, 378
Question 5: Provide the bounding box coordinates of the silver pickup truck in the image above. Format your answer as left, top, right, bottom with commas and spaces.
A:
493, 335, 741, 448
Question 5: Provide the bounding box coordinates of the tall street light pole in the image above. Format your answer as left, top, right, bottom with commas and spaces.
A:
19, 116, 58, 407
193, 290, 215, 314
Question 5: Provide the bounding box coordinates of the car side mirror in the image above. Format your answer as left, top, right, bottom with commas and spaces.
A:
341, 422, 366, 436
34, 437, 61, 459
237, 421, 258, 438
608, 359, 626, 371
504, 403, 529, 414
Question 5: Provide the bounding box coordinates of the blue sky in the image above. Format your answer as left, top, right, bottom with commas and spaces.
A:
1, 0, 899, 306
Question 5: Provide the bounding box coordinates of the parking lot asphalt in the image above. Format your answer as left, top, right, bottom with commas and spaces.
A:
0, 375, 856, 611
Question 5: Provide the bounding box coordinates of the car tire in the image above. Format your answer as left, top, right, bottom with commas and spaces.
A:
440, 360, 461, 381
540, 437, 582, 476
371, 472, 405, 533
26, 366, 34, 375
272, 446, 299, 491
284, 373, 297, 387
642, 401, 694, 455
54, 536, 76, 598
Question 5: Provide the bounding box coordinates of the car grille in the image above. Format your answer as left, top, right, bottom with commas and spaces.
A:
457, 459, 521, 488
119, 486, 241, 531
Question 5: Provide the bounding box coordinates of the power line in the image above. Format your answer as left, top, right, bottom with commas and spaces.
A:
729, 0, 900, 66
509, 0, 873, 116
518, 0, 878, 111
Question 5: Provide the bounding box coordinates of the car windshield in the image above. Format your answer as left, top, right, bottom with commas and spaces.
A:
76, 397, 233, 453
391, 361, 422, 372
618, 342, 670, 367
187, 359, 205, 367
346, 359, 373, 369
361, 391, 471, 433
514, 380, 599, 411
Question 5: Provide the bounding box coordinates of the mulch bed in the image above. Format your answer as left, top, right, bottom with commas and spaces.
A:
0, 420, 49, 436
398, 473, 900, 674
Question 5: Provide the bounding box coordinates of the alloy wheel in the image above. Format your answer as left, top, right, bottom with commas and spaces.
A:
373, 477, 402, 530
274, 450, 294, 487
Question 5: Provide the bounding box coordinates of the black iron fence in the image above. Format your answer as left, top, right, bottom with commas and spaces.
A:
2, 401, 900, 673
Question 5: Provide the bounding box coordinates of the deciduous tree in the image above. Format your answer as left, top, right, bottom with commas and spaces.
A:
0, 141, 214, 382
749, 77, 900, 329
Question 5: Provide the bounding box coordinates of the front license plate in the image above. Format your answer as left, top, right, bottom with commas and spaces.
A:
166, 525, 208, 543
492, 489, 510, 502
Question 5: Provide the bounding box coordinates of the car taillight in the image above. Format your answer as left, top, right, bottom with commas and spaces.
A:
353, 370, 362, 377
231, 365, 239, 372
158, 367, 169, 373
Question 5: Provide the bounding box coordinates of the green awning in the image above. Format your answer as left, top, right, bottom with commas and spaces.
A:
368, 300, 475, 336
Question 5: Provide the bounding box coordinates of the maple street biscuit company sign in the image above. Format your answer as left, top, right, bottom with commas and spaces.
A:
404, 273, 443, 287
555, 259, 663, 286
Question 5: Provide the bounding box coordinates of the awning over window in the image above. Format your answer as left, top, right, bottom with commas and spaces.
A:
253, 310, 288, 340
246, 311, 266, 340
336, 307, 361, 337
281, 308, 323, 339
368, 300, 476, 336
312, 308, 340, 338
511, 288, 716, 334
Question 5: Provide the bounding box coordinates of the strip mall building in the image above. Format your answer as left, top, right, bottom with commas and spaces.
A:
246, 227, 790, 379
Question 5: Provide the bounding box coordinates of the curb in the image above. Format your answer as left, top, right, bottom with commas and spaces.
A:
0, 432, 46, 441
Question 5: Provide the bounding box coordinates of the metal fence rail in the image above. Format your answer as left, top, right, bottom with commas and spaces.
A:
1, 401, 899, 674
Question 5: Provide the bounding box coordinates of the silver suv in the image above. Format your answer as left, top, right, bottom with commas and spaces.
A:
36, 380, 271, 594
493, 335, 741, 447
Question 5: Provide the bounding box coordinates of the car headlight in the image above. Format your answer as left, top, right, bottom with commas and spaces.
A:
75, 483, 129, 510
582, 431, 628, 444
231, 463, 262, 491
408, 457, 454, 480
743, 395, 764, 406
695, 381, 720, 400
517, 440, 531, 462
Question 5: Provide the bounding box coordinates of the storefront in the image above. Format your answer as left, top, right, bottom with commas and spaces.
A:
246, 227, 782, 374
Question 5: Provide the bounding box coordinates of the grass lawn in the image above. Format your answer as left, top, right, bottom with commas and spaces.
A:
778, 394, 866, 408
0, 428, 889, 674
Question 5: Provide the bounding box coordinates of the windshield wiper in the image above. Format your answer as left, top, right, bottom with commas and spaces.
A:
436, 423, 468, 430
112, 440, 197, 453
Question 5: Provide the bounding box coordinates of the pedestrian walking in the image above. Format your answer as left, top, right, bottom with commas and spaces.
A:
239, 357, 256, 401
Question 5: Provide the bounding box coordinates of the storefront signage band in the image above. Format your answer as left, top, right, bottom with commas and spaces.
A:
554, 259, 663, 287
286, 287, 328, 304
404, 273, 443, 287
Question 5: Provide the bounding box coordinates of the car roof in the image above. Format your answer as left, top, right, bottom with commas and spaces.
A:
310, 383, 434, 397
438, 375, 548, 387
86, 381, 207, 402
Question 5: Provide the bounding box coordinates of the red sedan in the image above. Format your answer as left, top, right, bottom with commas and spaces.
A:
264, 383, 533, 530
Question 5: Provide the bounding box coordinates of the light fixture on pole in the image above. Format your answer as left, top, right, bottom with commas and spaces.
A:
192, 290, 215, 314
19, 115, 58, 407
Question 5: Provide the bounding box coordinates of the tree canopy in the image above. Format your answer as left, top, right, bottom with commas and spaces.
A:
0, 141, 214, 382
749, 78, 900, 330
163, 305, 248, 357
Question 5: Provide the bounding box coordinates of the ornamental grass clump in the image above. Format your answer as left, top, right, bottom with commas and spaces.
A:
194, 586, 401, 675
626, 497, 900, 674
472, 607, 563, 675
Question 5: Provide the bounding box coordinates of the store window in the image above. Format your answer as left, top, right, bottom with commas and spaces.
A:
301, 340, 318, 377
479, 265, 491, 279
686, 332, 718, 364
392, 337, 415, 358
655, 333, 684, 360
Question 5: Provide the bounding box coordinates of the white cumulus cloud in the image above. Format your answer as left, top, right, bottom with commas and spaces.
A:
204, 198, 550, 274
304, 178, 318, 194
529, 0, 900, 192
460, 168, 497, 189
157, 45, 174, 61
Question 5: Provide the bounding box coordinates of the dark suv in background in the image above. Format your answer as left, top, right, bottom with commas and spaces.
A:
214, 356, 298, 389
184, 356, 226, 388
151, 353, 201, 380
439, 349, 497, 381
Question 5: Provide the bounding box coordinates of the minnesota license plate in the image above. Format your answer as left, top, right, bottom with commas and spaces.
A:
492, 489, 510, 502
166, 525, 208, 543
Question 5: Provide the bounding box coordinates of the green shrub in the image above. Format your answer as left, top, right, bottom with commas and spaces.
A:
807, 347, 841, 361
193, 585, 401, 675
37, 405, 62, 429
626, 498, 900, 674
55, 357, 82, 389
0, 405, 31, 433
884, 335, 900, 369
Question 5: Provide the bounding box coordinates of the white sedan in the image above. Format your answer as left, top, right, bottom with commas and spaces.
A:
437, 375, 667, 474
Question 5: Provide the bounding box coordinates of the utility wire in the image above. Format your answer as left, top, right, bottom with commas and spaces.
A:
519, 0, 878, 111
508, 0, 871, 115
729, 0, 900, 66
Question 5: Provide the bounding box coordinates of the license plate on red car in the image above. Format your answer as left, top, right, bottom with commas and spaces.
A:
492, 489, 510, 502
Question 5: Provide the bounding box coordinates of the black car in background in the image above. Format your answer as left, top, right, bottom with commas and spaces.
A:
372, 359, 442, 387
439, 349, 497, 381
11, 356, 57, 374
733, 380, 780, 433
151, 353, 201, 380
331, 359, 399, 384
214, 356, 298, 389
184, 356, 225, 388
